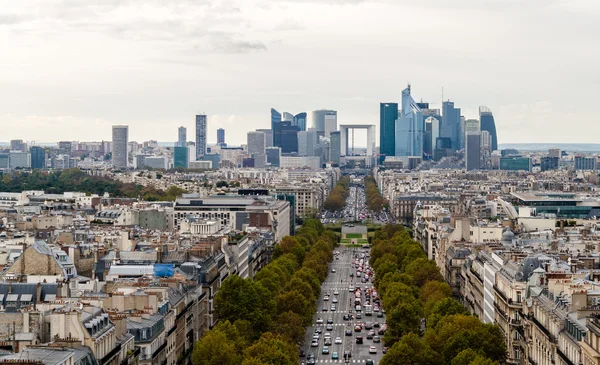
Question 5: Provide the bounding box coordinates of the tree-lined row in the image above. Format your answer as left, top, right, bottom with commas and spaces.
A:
370, 225, 506, 365
364, 176, 386, 212
323, 176, 351, 212
192, 219, 337, 365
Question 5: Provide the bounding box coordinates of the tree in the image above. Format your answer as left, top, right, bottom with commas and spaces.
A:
451, 349, 499, 365
276, 290, 313, 325
384, 299, 422, 346
419, 281, 452, 317
272, 311, 306, 344
405, 258, 444, 287
192, 325, 242, 365
243, 332, 298, 365
427, 298, 468, 329
380, 333, 442, 365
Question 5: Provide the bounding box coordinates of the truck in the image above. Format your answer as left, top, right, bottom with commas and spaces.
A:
364, 304, 373, 316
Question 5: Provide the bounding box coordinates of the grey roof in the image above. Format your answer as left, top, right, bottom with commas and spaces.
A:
0, 347, 75, 365
14, 332, 35, 341
107, 265, 154, 277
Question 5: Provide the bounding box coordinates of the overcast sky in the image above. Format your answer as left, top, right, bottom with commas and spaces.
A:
1, 0, 599, 146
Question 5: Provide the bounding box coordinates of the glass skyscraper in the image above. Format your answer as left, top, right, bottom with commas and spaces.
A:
379, 103, 398, 161
217, 128, 225, 145
195, 114, 207, 160
174, 146, 188, 168
441, 101, 461, 151
271, 108, 282, 132
30, 146, 46, 169
394, 86, 423, 157
479, 106, 498, 151
293, 112, 307, 132
329, 131, 341, 165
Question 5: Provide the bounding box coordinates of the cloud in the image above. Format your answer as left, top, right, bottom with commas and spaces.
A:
209, 34, 268, 53
0, 14, 24, 25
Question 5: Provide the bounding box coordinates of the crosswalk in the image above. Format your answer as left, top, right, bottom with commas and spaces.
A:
311, 360, 378, 364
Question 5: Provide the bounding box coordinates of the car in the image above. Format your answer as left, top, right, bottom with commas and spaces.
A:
335, 337, 342, 344
324, 333, 331, 338
307, 356, 316, 365
354, 325, 362, 332
315, 327, 323, 333
367, 330, 375, 339
322, 306, 328, 311
356, 313, 362, 319
311, 340, 319, 347
366, 360, 374, 365
345, 329, 352, 336
344, 350, 352, 359
369, 346, 377, 354
334, 290, 339, 295
377, 312, 384, 318
316, 318, 323, 324
330, 305, 336, 311
324, 337, 332, 346
331, 268, 336, 273
332, 298, 338, 303
356, 336, 363, 344
365, 322, 373, 329
312, 334, 320, 341
324, 296, 329, 301
373, 336, 381, 343
322, 346, 330, 355
332, 352, 339, 360
327, 318, 334, 324
326, 324, 333, 331
373, 322, 380, 328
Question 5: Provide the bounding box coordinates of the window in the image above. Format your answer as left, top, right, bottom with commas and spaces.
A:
517, 292, 521, 304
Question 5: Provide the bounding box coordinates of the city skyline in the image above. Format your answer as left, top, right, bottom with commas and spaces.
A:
1, 1, 598, 145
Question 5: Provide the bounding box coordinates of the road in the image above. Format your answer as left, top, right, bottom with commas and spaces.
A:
301, 246, 386, 364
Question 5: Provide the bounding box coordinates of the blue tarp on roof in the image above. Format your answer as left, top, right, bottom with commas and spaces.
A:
154, 264, 174, 277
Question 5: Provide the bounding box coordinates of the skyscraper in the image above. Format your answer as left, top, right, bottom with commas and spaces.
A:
195, 114, 207, 160
273, 121, 299, 153
298, 128, 318, 156
465, 132, 481, 171
30, 146, 46, 169
464, 119, 480, 133
395, 86, 424, 157
10, 139, 25, 152
441, 101, 461, 151
312, 110, 337, 137
266, 147, 281, 167
177, 126, 187, 147
256, 129, 273, 148
271, 108, 282, 132
217, 128, 225, 145
323, 113, 337, 139
329, 131, 341, 166
112, 125, 129, 169
174, 146, 189, 168
479, 106, 498, 151
293, 113, 307, 132
379, 103, 398, 161
247, 131, 266, 155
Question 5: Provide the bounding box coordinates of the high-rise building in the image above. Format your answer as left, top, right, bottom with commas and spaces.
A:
247, 131, 266, 155
266, 147, 281, 167
10, 139, 25, 152
58, 141, 73, 153
441, 101, 461, 151
479, 106, 498, 151
174, 146, 189, 168
465, 132, 481, 171
324, 113, 337, 139
195, 114, 207, 160
541, 156, 559, 171
30, 146, 46, 169
256, 129, 273, 148
298, 129, 318, 156
9, 151, 31, 169
329, 131, 341, 166
464, 119, 480, 133
111, 125, 129, 169
500, 156, 531, 171
548, 148, 561, 158
177, 126, 187, 147
274, 121, 299, 153
575, 156, 596, 171
293, 113, 307, 132
271, 108, 282, 132
380, 103, 398, 161
217, 128, 225, 145
312, 110, 337, 137
395, 86, 423, 157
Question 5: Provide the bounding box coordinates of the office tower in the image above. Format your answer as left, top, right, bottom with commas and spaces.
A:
312, 110, 337, 137
548, 148, 561, 158
423, 120, 433, 157
252, 153, 266, 168
271, 108, 282, 131
174, 146, 189, 168
9, 151, 30, 169
395, 86, 424, 157
112, 125, 129, 168
30, 146, 46, 169
10, 139, 25, 152
380, 103, 398, 161
425, 116, 440, 156
298, 128, 318, 156
58, 141, 73, 152
441, 101, 461, 151
203, 153, 220, 169
458, 116, 466, 150
479, 106, 498, 151
465, 132, 481, 171
274, 121, 299, 153
323, 113, 337, 139
266, 147, 281, 167
575, 156, 596, 170
293, 113, 307, 132
217, 128, 225, 145
247, 131, 266, 155
256, 129, 273, 148
330, 131, 341, 165
541, 156, 559, 171
195, 114, 207, 160
177, 126, 187, 147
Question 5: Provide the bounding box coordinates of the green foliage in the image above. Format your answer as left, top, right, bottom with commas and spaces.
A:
323, 176, 351, 212
364, 175, 387, 212
380, 333, 442, 365
191, 321, 245, 365
242, 332, 298, 365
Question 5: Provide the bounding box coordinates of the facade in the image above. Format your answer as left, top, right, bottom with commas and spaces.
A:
293, 112, 307, 132
541, 156, 559, 171
256, 129, 273, 148
266, 147, 281, 167
323, 113, 337, 138
9, 151, 31, 169
441, 101, 461, 151
312, 109, 337, 137
10, 139, 26, 151
195, 114, 207, 160
298, 129, 318, 157
465, 132, 482, 171
112, 125, 129, 169
271, 108, 281, 132
280, 156, 321, 169
174, 146, 188, 168
500, 157, 531, 171
339, 125, 376, 166
395, 86, 424, 158
177, 126, 186, 147
274, 121, 299, 153
329, 131, 341, 165
275, 185, 324, 218
217, 128, 225, 145
380, 102, 398, 161
143, 156, 168, 169
479, 106, 498, 151
575, 156, 596, 171
30, 146, 46, 169
247, 131, 266, 156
